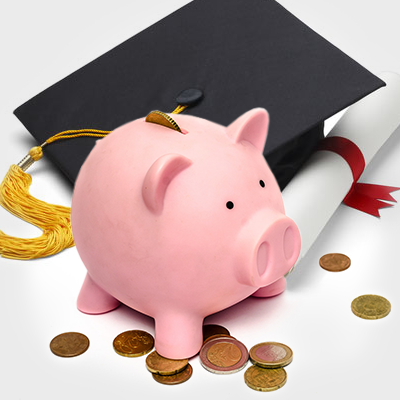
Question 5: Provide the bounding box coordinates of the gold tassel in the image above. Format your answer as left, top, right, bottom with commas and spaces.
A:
0, 107, 188, 260
0, 147, 74, 260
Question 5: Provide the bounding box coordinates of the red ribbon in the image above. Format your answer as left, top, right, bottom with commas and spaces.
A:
317, 136, 399, 217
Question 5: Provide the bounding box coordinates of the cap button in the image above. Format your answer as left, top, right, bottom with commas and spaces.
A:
176, 88, 203, 106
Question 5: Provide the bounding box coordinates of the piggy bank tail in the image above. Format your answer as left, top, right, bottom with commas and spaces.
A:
0, 149, 74, 260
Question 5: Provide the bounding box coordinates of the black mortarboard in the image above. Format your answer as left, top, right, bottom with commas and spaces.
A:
13, 0, 384, 190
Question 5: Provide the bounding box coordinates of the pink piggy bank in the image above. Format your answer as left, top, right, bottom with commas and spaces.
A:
71, 108, 301, 359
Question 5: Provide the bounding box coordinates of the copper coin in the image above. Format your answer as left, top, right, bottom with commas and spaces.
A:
202, 324, 230, 343
152, 363, 193, 385
113, 330, 154, 357
319, 253, 351, 272
249, 342, 293, 368
146, 351, 188, 376
351, 294, 391, 319
207, 342, 242, 367
200, 337, 248, 374
245, 365, 287, 392
203, 333, 233, 344
50, 332, 89, 358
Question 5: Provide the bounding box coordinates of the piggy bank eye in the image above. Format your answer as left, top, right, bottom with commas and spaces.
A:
259, 180, 265, 188
226, 201, 234, 209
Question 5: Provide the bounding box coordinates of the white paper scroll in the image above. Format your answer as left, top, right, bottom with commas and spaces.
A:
282, 71, 400, 270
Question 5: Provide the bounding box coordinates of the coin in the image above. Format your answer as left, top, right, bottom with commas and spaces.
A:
249, 342, 293, 368
200, 336, 248, 374
146, 351, 188, 376
113, 330, 154, 357
207, 342, 242, 367
203, 333, 233, 344
351, 294, 391, 319
152, 363, 193, 385
244, 365, 287, 392
145, 110, 182, 132
50, 332, 89, 357
319, 253, 351, 272
202, 324, 230, 343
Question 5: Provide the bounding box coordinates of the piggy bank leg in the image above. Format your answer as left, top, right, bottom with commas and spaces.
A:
252, 277, 287, 298
77, 273, 120, 314
154, 313, 203, 359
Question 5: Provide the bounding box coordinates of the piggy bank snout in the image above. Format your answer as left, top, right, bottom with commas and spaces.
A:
237, 212, 301, 288
256, 218, 300, 275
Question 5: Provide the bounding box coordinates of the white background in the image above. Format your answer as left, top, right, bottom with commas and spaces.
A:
1, 1, 399, 399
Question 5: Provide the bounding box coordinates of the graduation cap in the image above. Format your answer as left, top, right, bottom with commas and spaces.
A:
13, 0, 383, 189
0, 0, 384, 260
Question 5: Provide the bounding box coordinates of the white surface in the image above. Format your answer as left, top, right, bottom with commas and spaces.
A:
283, 72, 400, 266
1, 1, 399, 399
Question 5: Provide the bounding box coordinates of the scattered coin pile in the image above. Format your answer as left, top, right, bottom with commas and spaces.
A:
145, 350, 192, 384
49, 325, 293, 390
48, 251, 392, 391
199, 325, 293, 392
245, 342, 293, 391
319, 252, 391, 321
111, 328, 193, 384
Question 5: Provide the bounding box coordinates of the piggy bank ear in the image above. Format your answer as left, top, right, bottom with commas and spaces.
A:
142, 154, 192, 214
227, 108, 269, 152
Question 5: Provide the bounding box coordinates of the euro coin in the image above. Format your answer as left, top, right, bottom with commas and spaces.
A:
208, 342, 242, 367
113, 330, 154, 357
152, 363, 193, 385
146, 351, 188, 376
50, 332, 89, 357
200, 336, 248, 374
249, 342, 293, 368
351, 294, 391, 319
245, 365, 287, 392
319, 253, 351, 272
202, 324, 230, 343
203, 333, 233, 344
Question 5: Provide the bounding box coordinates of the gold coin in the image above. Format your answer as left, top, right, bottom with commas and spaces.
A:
152, 363, 193, 385
146, 351, 188, 376
50, 332, 89, 358
351, 294, 391, 319
319, 253, 351, 272
113, 330, 154, 357
145, 110, 181, 132
202, 324, 230, 343
207, 342, 242, 367
249, 342, 293, 368
244, 365, 287, 392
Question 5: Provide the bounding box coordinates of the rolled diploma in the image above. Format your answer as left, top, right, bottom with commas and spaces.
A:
282, 71, 400, 269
